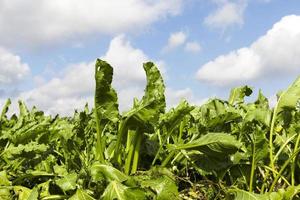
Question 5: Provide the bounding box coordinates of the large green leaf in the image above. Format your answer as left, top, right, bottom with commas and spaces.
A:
169, 132, 242, 158
244, 108, 271, 127
94, 59, 119, 162
275, 76, 300, 114
113, 62, 166, 165
94, 59, 119, 124
1, 141, 48, 160
123, 62, 166, 125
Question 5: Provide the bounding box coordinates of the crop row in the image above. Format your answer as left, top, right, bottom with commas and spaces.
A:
1, 59, 300, 199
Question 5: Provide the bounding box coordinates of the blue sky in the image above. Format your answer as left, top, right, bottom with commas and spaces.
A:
1, 0, 300, 115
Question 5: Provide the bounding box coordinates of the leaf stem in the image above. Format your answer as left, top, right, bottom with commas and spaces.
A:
131, 133, 142, 174
291, 132, 300, 186
269, 148, 300, 193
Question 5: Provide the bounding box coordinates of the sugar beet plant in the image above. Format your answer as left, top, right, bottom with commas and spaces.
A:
1, 59, 300, 199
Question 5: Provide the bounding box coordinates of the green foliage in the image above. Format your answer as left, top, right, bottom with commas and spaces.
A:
1, 59, 300, 199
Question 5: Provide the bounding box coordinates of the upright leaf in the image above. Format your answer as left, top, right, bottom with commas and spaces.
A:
0, 99, 11, 120
275, 76, 300, 114
94, 59, 119, 124
114, 62, 166, 166
270, 76, 300, 171
255, 90, 269, 109
124, 62, 166, 125
94, 59, 119, 162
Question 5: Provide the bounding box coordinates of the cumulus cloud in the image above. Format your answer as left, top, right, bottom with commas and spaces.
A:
184, 41, 201, 53
0, 47, 30, 84
197, 15, 300, 86
101, 35, 148, 87
165, 87, 208, 109
16, 35, 166, 115
0, 0, 183, 46
162, 31, 187, 52
162, 31, 202, 54
204, 0, 247, 30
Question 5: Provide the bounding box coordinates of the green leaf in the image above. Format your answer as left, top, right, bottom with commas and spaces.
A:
275, 76, 300, 114
0, 171, 11, 186
94, 59, 119, 124
27, 187, 39, 200
13, 186, 33, 200
229, 86, 253, 105
244, 108, 271, 127
114, 62, 166, 165
140, 176, 179, 200
90, 162, 128, 183
170, 132, 242, 158
55, 173, 77, 192
140, 62, 166, 118
69, 189, 95, 200
2, 141, 48, 160
123, 62, 166, 125
37, 180, 51, 198
0, 187, 11, 200
0, 99, 11, 120
249, 128, 269, 164
101, 181, 146, 200
228, 186, 300, 200
227, 189, 269, 200
255, 90, 269, 109
94, 59, 119, 162
159, 100, 194, 132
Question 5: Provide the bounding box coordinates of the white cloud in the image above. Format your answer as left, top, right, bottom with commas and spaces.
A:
0, 47, 30, 84
162, 31, 187, 52
197, 15, 300, 86
0, 0, 183, 46
166, 87, 207, 109
16, 35, 166, 115
101, 35, 148, 87
204, 0, 247, 30
184, 41, 202, 53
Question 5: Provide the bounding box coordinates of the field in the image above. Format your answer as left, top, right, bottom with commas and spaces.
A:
1, 59, 300, 199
